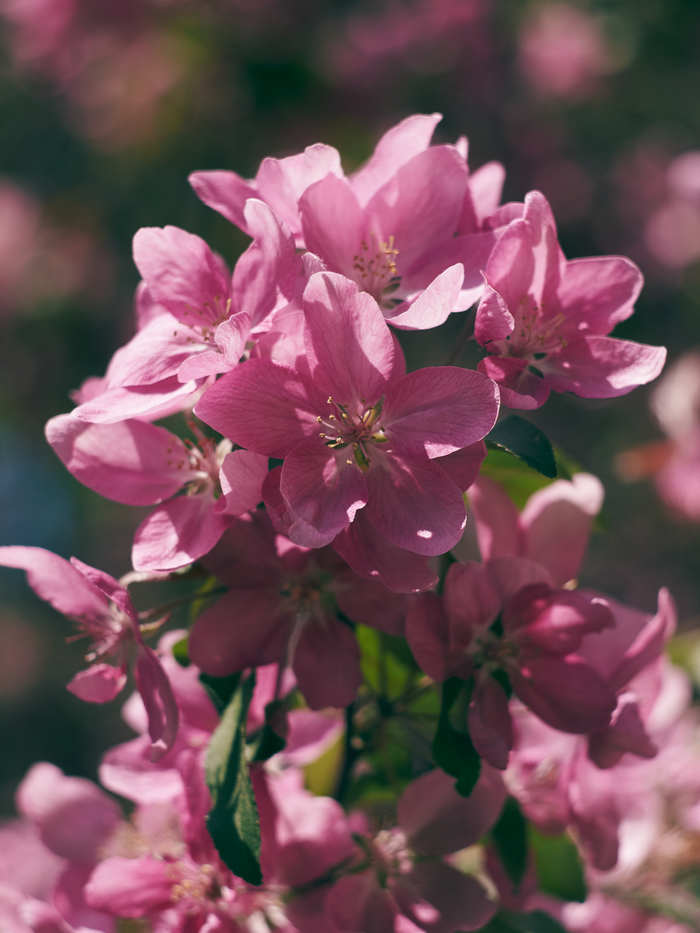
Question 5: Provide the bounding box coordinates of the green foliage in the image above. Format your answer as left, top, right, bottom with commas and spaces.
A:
487, 416, 557, 478
432, 678, 481, 796
203, 672, 262, 886
356, 624, 419, 701
171, 635, 190, 668
530, 827, 587, 903
491, 797, 529, 890
248, 698, 287, 763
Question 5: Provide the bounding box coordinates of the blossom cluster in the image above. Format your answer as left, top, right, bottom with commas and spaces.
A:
2, 114, 692, 933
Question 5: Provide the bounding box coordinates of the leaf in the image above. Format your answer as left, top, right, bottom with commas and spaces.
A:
529, 827, 586, 902
171, 635, 190, 667
199, 671, 243, 715
432, 678, 481, 797
204, 672, 262, 886
491, 797, 528, 890
248, 699, 287, 763
487, 416, 557, 478
356, 624, 418, 701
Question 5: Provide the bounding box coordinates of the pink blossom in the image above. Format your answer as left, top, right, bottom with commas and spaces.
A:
475, 191, 666, 408
69, 200, 295, 426
518, 4, 614, 99
196, 271, 499, 556
191, 114, 505, 328
326, 767, 504, 932
188, 512, 407, 709
407, 557, 617, 768
0, 547, 178, 757
45, 414, 268, 571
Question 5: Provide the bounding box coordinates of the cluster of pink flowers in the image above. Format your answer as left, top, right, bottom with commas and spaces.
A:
2, 114, 692, 932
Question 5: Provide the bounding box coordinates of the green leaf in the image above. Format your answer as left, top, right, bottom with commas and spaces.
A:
204, 672, 262, 886
487, 416, 557, 478
248, 699, 287, 763
171, 635, 190, 667
491, 797, 528, 890
432, 678, 481, 797
356, 624, 418, 701
199, 671, 243, 715
530, 827, 587, 902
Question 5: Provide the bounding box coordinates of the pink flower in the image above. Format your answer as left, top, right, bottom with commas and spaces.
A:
475, 191, 666, 408
196, 271, 499, 556
518, 4, 613, 99
45, 414, 268, 571
188, 512, 407, 709
326, 767, 504, 932
0, 547, 178, 757
69, 200, 295, 426
191, 114, 505, 329
407, 557, 617, 769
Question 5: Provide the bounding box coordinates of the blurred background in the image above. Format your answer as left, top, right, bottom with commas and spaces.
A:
1, 0, 700, 815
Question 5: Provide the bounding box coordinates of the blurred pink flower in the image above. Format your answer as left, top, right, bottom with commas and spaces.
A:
519, 4, 613, 99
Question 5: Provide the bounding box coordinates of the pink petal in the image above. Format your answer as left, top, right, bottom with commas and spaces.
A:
433, 442, 486, 492
67, 664, 127, 703
557, 256, 643, 333
16, 762, 121, 863
333, 512, 438, 593
70, 378, 199, 424
257, 143, 343, 238
299, 174, 364, 277
467, 476, 522, 561
45, 414, 191, 505
443, 561, 501, 648
219, 448, 267, 516
99, 735, 184, 804
293, 617, 362, 709
608, 587, 676, 690
188, 588, 289, 676
398, 765, 506, 856
477, 356, 550, 409
474, 283, 515, 346
233, 199, 299, 326
281, 440, 368, 542
0, 546, 107, 620
101, 312, 199, 387
195, 359, 318, 457
133, 226, 231, 329
544, 335, 667, 398
132, 496, 229, 572
365, 451, 466, 556
512, 655, 616, 734
133, 645, 179, 759
521, 191, 563, 308
302, 271, 397, 403
405, 593, 452, 682
350, 113, 442, 205
188, 169, 257, 231
468, 677, 513, 770
468, 161, 506, 228
521, 473, 604, 586
85, 856, 173, 917
365, 146, 468, 273
399, 862, 496, 932
384, 365, 499, 458
385, 264, 465, 331
510, 587, 614, 655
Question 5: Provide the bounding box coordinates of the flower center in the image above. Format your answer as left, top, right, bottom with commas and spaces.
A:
316, 396, 387, 471
352, 234, 401, 306
498, 295, 568, 362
